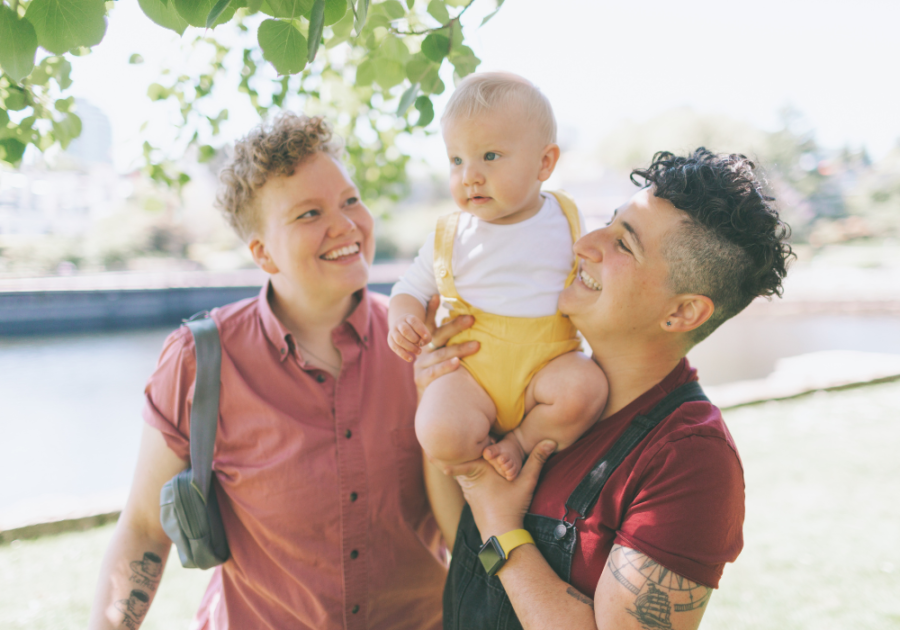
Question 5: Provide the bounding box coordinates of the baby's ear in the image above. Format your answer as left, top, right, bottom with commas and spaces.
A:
538, 144, 561, 182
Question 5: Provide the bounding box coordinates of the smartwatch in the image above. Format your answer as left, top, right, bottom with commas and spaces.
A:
477, 529, 535, 577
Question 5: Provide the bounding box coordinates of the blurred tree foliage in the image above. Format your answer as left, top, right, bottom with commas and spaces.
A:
0, 0, 502, 203
596, 107, 900, 245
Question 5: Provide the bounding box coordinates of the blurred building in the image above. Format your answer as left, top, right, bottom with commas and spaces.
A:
0, 99, 129, 237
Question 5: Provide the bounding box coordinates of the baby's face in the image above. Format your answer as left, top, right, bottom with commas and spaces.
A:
442, 106, 554, 225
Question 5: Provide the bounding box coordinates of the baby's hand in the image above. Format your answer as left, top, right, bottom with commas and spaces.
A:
389, 315, 432, 362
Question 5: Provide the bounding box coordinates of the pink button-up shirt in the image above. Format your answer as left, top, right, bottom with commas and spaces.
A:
143, 285, 446, 630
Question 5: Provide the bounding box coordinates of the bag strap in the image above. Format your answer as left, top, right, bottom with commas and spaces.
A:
184, 315, 222, 501
563, 380, 708, 521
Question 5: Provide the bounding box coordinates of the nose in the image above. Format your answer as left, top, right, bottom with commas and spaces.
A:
574, 228, 605, 262
462, 163, 484, 187
327, 209, 356, 238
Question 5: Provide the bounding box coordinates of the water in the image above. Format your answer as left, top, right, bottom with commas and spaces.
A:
1, 313, 899, 520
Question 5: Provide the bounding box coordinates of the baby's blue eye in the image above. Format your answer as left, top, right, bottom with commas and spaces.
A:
484, 152, 498, 161
452, 157, 462, 165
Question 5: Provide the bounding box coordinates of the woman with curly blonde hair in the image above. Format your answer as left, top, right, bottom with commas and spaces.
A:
88, 113, 473, 630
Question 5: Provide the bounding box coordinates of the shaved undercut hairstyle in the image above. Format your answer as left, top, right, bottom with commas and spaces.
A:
631, 148, 794, 344
441, 71, 557, 146
217, 112, 342, 241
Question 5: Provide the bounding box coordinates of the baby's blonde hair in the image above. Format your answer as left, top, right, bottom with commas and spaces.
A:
441, 72, 557, 146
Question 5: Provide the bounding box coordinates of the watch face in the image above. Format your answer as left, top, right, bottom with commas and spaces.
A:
478, 537, 505, 576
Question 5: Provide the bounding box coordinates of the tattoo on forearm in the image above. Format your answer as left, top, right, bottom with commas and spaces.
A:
566, 586, 594, 609
114, 552, 163, 628
606, 545, 712, 630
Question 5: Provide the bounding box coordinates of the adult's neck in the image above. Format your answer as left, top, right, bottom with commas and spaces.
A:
589, 336, 686, 420
267, 276, 359, 343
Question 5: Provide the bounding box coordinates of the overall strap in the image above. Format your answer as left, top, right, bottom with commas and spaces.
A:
184, 316, 222, 500
564, 381, 708, 521
547, 190, 582, 288
434, 211, 462, 301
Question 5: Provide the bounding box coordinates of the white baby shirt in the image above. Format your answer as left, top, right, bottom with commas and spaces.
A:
390, 193, 583, 318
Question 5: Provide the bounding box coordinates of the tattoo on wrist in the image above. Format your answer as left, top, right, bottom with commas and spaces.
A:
607, 544, 712, 629
114, 552, 163, 628
565, 586, 594, 609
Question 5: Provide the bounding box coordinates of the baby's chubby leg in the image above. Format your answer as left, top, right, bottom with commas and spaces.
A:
484, 351, 608, 480
416, 367, 497, 472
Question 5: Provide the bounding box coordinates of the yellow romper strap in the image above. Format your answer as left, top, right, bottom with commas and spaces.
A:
433, 211, 462, 301
546, 190, 582, 287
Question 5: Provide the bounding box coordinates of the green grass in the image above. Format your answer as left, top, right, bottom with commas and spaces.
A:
0, 525, 210, 629
2, 380, 899, 628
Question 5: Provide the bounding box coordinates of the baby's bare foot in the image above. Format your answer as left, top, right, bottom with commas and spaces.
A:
483, 433, 526, 481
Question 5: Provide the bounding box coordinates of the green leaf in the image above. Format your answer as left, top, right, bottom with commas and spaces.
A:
427, 0, 449, 24
374, 58, 405, 89
419, 64, 444, 94
379, 35, 409, 62
206, 0, 233, 28
354, 0, 368, 34
406, 54, 434, 82
2, 89, 27, 111
262, 0, 313, 18
324, 0, 347, 26
481, 0, 505, 25
449, 46, 479, 77
198, 145, 217, 162
0, 109, 8, 127
258, 18, 308, 74
381, 0, 405, 19
406, 0, 414, 7
355, 58, 375, 86
24, 0, 107, 55
52, 111, 81, 149
0, 138, 27, 165
414, 95, 434, 127
173, 0, 236, 27
420, 32, 449, 62
397, 82, 418, 115
51, 57, 72, 89
0, 6, 38, 83
54, 96, 74, 112
137, 0, 189, 35
129, 53, 145, 64
308, 0, 325, 61
246, 0, 264, 12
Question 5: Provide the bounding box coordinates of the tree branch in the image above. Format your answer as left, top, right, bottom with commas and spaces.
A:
389, 0, 476, 36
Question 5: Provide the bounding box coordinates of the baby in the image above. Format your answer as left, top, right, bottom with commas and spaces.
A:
388, 72, 608, 480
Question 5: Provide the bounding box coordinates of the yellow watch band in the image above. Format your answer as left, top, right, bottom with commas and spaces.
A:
495, 529, 535, 557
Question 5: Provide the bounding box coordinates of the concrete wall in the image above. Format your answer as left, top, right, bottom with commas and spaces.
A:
0, 284, 394, 336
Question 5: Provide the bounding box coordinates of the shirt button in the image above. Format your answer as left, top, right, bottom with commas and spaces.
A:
350, 492, 358, 502
351, 605, 360, 614
345, 429, 352, 439
316, 374, 326, 383
350, 550, 359, 559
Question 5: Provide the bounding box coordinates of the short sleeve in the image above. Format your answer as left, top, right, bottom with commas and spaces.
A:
615, 431, 746, 588
390, 234, 438, 307
141, 326, 197, 461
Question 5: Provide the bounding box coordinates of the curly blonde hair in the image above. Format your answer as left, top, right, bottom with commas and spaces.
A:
216, 113, 343, 241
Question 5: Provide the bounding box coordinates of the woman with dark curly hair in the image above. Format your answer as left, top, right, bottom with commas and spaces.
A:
420, 148, 793, 630
88, 113, 457, 630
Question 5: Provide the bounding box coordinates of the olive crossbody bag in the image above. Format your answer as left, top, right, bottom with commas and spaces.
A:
159, 314, 230, 569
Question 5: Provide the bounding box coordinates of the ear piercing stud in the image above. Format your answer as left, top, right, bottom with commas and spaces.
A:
666, 321, 672, 326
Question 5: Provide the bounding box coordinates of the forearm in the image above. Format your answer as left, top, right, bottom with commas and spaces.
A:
497, 544, 597, 630
423, 451, 465, 553
388, 293, 427, 328
88, 516, 173, 630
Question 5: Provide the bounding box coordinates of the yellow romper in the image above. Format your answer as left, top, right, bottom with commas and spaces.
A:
433, 190, 583, 435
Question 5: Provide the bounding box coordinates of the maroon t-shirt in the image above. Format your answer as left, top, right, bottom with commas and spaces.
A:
530, 358, 745, 593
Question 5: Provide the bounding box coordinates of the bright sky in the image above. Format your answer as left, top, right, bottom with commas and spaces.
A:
69, 0, 900, 172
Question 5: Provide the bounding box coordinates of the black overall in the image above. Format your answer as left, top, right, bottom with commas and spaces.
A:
442, 381, 709, 630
